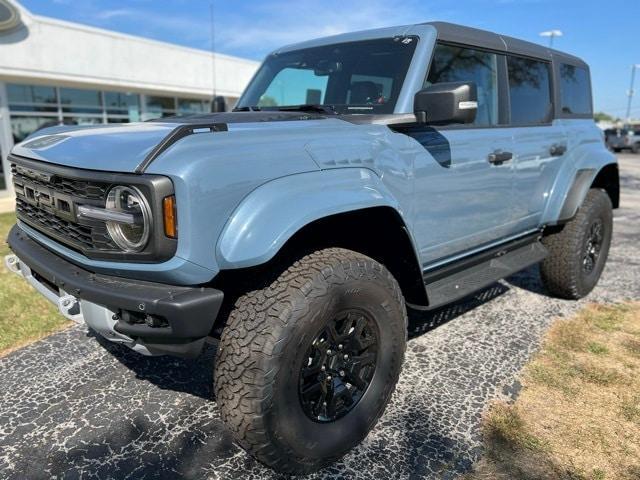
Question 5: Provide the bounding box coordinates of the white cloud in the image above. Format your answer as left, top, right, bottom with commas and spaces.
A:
94, 8, 138, 21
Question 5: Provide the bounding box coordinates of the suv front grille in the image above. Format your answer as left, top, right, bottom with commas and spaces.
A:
15, 198, 116, 251
11, 163, 119, 253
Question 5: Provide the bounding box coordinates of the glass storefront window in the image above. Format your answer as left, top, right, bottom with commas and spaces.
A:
145, 95, 176, 119
177, 98, 205, 114
7, 84, 57, 105
59, 87, 102, 114
105, 91, 140, 122
105, 91, 139, 115
146, 96, 175, 110
7, 84, 58, 112
105, 91, 138, 110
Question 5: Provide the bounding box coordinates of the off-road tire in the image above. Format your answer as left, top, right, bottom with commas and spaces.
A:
540, 188, 613, 299
214, 248, 407, 474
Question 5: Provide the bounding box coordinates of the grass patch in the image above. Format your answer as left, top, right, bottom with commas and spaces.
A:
484, 403, 548, 452
0, 213, 69, 355
621, 395, 640, 424
570, 361, 624, 386
623, 338, 640, 357
587, 342, 609, 355
467, 303, 640, 480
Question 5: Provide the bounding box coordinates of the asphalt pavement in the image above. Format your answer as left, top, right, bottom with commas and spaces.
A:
1, 155, 638, 480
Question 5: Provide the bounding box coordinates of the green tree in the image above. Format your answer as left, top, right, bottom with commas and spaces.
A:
594, 111, 614, 122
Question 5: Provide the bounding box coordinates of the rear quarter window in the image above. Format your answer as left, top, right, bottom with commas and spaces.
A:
559, 64, 592, 115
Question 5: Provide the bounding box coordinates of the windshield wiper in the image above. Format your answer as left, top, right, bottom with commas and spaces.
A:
276, 104, 337, 115
232, 106, 262, 112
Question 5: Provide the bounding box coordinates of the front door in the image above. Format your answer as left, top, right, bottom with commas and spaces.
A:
408, 43, 516, 267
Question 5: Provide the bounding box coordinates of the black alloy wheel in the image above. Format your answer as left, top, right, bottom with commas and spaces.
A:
299, 310, 379, 423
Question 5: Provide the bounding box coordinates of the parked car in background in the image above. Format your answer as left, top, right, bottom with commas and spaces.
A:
4, 21, 618, 474
604, 127, 640, 153
628, 128, 640, 153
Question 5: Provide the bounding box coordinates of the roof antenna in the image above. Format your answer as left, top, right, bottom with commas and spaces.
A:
209, 1, 226, 112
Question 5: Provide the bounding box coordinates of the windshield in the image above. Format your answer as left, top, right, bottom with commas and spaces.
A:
237, 37, 418, 114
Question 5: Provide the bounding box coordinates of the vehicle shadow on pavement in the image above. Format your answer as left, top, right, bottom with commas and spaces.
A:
47, 417, 231, 480
408, 282, 510, 339
504, 263, 551, 297
89, 330, 217, 401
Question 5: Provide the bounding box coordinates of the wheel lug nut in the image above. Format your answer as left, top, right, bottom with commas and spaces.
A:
339, 370, 345, 377
326, 375, 332, 381
321, 365, 326, 372
327, 349, 332, 355
343, 354, 349, 360
338, 344, 343, 350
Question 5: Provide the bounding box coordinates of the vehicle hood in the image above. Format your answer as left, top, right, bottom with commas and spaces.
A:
10, 112, 339, 173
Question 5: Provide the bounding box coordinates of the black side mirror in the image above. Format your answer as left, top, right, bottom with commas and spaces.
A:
414, 81, 477, 125
212, 96, 227, 113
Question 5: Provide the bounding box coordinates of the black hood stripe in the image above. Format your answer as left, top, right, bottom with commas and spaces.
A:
136, 123, 228, 173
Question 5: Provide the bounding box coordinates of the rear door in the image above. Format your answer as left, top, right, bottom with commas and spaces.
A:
507, 55, 568, 230
410, 43, 517, 265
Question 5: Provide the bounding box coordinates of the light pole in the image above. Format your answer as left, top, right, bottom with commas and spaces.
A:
625, 64, 640, 125
539, 30, 563, 48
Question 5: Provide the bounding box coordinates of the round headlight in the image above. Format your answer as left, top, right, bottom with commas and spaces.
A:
105, 186, 151, 252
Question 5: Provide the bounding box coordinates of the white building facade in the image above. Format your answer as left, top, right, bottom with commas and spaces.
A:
0, 0, 259, 197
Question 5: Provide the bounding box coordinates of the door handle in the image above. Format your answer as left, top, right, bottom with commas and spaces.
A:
487, 150, 513, 164
550, 144, 567, 156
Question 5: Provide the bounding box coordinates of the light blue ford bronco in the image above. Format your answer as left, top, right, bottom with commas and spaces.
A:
4, 22, 618, 473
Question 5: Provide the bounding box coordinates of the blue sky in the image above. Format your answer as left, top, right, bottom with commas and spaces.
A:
19, 0, 640, 117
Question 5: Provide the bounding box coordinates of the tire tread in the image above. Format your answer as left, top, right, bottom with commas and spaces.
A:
214, 247, 407, 474
540, 189, 612, 299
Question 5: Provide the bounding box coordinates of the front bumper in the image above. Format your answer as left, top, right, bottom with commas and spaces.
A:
6, 225, 224, 357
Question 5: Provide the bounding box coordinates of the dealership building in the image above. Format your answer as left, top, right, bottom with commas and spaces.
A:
0, 0, 259, 198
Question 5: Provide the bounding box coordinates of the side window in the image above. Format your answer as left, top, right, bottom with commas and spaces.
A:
426, 44, 499, 126
559, 64, 592, 115
507, 56, 552, 125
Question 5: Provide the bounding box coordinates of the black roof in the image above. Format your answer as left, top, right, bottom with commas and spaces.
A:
424, 22, 587, 68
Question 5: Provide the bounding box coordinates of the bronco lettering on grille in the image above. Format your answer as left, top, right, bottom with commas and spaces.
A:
11, 162, 118, 253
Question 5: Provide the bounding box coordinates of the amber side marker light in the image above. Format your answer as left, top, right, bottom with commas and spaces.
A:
163, 195, 178, 238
